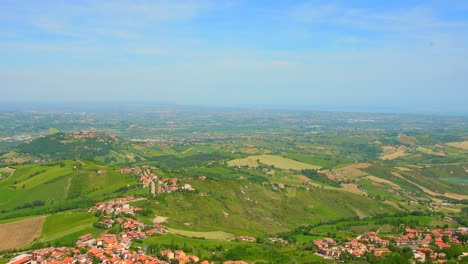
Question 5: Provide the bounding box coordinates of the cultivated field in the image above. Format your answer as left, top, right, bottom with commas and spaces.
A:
446, 141, 468, 150
0, 216, 45, 251
341, 183, 366, 195
228, 155, 321, 170
366, 175, 401, 189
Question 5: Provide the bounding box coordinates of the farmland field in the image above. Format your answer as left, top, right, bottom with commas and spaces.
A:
228, 155, 321, 170
0, 167, 14, 180
0, 216, 45, 251
446, 141, 468, 150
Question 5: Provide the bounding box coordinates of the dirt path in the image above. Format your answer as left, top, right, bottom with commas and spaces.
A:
153, 216, 168, 224
65, 175, 72, 198
0, 167, 16, 180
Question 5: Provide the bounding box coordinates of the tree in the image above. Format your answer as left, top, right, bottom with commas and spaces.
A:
443, 245, 463, 260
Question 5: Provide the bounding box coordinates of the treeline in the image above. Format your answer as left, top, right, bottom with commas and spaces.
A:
14, 200, 45, 209
16, 133, 125, 160
148, 152, 233, 170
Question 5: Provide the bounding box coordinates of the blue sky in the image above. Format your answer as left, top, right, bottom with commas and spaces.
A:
1, 0, 467, 114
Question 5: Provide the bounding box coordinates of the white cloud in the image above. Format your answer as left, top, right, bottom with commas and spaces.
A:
289, 2, 468, 34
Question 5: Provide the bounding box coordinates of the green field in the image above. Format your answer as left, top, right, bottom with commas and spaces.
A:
167, 228, 234, 240
40, 212, 99, 243
0, 108, 467, 261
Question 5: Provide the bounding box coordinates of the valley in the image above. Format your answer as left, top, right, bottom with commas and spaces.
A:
0, 108, 466, 263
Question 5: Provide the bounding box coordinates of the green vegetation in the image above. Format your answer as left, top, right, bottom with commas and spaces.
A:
40, 212, 98, 243
0, 107, 466, 260
302, 169, 341, 187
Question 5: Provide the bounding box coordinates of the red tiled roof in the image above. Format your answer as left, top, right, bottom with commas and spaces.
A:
11, 256, 30, 264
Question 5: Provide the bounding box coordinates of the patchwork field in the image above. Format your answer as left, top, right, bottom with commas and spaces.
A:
380, 146, 408, 160
228, 155, 321, 170
0, 216, 45, 251
416, 147, 446, 156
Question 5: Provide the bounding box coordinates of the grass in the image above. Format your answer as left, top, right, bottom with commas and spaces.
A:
142, 179, 398, 236
167, 228, 234, 240
40, 212, 97, 242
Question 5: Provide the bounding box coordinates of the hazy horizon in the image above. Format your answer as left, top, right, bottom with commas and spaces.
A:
1, 100, 467, 116
1, 0, 468, 114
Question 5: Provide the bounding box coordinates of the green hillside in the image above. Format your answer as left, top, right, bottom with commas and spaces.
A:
132, 179, 398, 235
14, 132, 147, 164
0, 160, 140, 220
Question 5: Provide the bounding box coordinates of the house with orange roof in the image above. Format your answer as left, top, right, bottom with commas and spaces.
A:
160, 250, 174, 260
62, 257, 75, 264
87, 248, 103, 257
7, 255, 31, 264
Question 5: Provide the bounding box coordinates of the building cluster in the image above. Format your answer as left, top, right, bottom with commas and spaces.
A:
120, 166, 195, 195
70, 131, 98, 139
8, 245, 205, 264
234, 236, 256, 242
394, 227, 463, 249
91, 197, 138, 216
8, 240, 247, 264
314, 227, 467, 262
159, 250, 201, 263
266, 237, 288, 244
261, 182, 285, 191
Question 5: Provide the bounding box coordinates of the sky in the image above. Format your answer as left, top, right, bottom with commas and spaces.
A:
1, 0, 467, 114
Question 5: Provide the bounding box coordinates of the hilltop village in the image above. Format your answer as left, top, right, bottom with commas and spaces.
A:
119, 166, 195, 196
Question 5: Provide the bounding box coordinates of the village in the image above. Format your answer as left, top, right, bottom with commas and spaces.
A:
119, 166, 196, 196
7, 197, 250, 264
314, 226, 467, 263
7, 194, 466, 264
